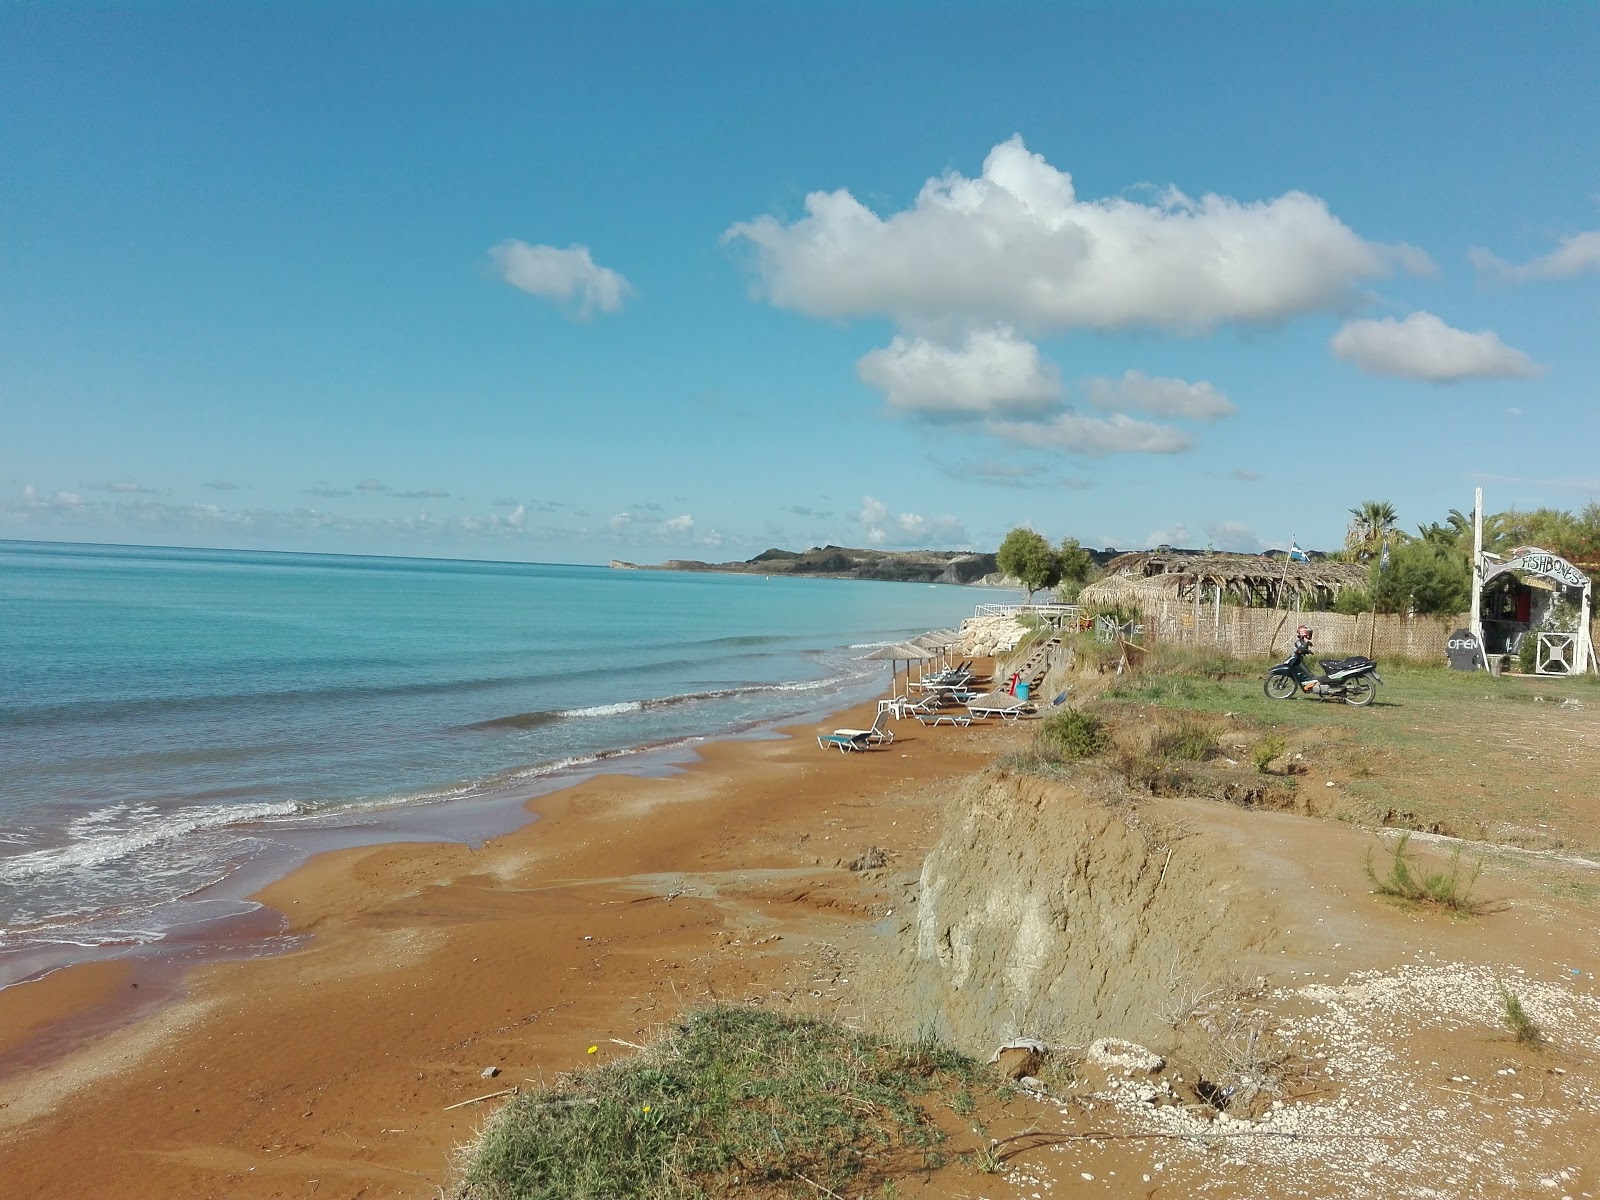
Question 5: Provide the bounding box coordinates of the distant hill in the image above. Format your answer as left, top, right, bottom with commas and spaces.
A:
611, 545, 1006, 585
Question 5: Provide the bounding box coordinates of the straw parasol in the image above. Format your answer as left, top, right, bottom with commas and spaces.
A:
862, 642, 938, 699
911, 629, 962, 673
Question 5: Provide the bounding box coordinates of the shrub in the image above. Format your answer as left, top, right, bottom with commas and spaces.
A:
1253, 734, 1288, 774
1517, 633, 1538, 674
1363, 833, 1483, 914
1331, 588, 1372, 616
1499, 984, 1546, 1049
1035, 708, 1110, 761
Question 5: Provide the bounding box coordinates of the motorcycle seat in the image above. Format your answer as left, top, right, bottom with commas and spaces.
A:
1319, 656, 1373, 673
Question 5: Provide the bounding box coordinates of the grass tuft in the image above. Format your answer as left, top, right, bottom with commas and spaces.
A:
1363, 833, 1484, 915
456, 1006, 986, 1200
1146, 716, 1216, 762
1499, 983, 1546, 1049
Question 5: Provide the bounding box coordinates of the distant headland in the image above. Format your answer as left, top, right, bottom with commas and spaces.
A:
609, 545, 1008, 585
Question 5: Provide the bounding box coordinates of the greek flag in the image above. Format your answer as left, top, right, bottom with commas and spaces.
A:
1288, 540, 1308, 562
1379, 538, 1391, 571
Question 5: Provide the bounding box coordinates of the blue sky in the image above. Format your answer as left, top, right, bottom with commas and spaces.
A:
3, 2, 1598, 563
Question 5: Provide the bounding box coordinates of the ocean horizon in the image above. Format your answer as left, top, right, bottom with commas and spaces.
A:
0, 539, 998, 987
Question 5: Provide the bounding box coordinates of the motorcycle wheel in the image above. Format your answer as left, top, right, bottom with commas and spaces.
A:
1343, 673, 1378, 707
1263, 674, 1298, 700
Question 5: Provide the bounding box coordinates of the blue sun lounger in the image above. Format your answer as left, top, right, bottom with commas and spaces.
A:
817, 731, 871, 752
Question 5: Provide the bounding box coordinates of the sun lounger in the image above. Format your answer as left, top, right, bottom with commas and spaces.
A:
914, 711, 972, 727
817, 731, 871, 752
828, 708, 894, 745
965, 692, 1035, 720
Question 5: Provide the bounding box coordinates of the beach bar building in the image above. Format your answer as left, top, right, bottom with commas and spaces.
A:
1467, 487, 1595, 675
1083, 550, 1368, 611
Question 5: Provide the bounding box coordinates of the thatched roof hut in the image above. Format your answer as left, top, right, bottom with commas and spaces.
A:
1087, 551, 1367, 610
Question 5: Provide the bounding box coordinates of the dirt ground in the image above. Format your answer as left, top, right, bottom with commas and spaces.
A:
2, 665, 1599, 1199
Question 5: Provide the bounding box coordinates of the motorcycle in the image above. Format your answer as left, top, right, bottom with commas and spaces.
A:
1263, 646, 1382, 706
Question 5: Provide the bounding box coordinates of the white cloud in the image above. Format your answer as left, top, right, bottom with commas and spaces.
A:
985, 411, 1192, 456
1330, 311, 1543, 382
857, 496, 967, 547
1470, 231, 1600, 282
92, 481, 162, 495
356, 479, 388, 493
727, 135, 1422, 334
1204, 520, 1264, 553
1084, 370, 1235, 421
1231, 468, 1263, 482
491, 240, 632, 317
608, 512, 635, 533
856, 328, 1061, 417
663, 514, 694, 535
506, 504, 527, 530
1146, 522, 1192, 547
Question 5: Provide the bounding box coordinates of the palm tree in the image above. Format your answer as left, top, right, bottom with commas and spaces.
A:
1345, 500, 1400, 562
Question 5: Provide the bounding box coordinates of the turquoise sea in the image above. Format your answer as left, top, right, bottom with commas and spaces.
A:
0, 540, 993, 986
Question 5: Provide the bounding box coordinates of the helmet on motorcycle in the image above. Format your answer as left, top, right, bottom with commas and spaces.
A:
1296, 625, 1313, 641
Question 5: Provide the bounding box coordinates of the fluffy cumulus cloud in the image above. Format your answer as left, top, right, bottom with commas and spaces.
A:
985, 411, 1192, 456
1330, 311, 1543, 382
852, 328, 1226, 455
855, 327, 1061, 417
491, 240, 633, 317
857, 496, 967, 547
727, 135, 1423, 335
1084, 370, 1236, 421
1470, 231, 1600, 283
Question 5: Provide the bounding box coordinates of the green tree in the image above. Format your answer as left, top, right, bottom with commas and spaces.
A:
1370, 540, 1471, 616
1345, 500, 1403, 562
1054, 536, 1097, 602
1490, 505, 1600, 563
996, 528, 1060, 602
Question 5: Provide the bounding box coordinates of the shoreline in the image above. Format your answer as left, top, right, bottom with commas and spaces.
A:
0, 679, 1023, 1197
0, 654, 908, 996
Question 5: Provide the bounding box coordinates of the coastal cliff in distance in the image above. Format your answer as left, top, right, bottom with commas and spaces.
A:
610, 545, 1004, 585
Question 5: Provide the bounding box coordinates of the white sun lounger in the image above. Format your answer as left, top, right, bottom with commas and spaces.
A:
965, 692, 1034, 721
825, 709, 893, 747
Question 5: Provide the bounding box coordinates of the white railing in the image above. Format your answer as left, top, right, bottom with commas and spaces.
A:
973, 602, 1080, 622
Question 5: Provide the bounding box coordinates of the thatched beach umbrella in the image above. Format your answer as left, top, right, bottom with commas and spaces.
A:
862, 642, 938, 699
911, 629, 961, 674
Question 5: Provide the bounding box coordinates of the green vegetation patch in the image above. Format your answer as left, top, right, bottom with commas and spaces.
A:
1364, 832, 1484, 915
1035, 707, 1111, 761
1499, 983, 1547, 1049
456, 1006, 985, 1200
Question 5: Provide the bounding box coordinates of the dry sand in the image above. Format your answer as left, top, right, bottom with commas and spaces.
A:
3, 685, 1600, 1200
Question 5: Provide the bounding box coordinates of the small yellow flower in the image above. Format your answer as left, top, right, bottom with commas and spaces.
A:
642, 1105, 652, 1113
586, 1045, 598, 1055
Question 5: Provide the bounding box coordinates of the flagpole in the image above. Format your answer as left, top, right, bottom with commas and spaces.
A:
1368, 541, 1380, 660
1269, 535, 1296, 651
